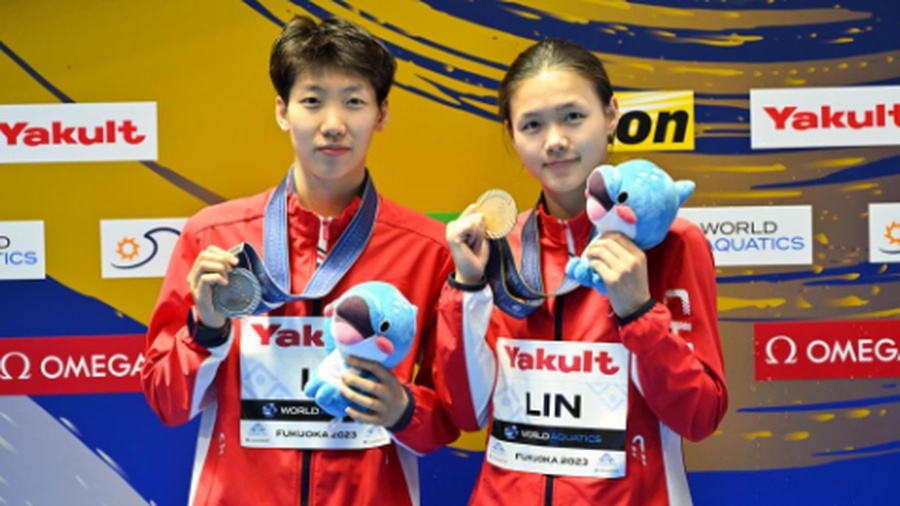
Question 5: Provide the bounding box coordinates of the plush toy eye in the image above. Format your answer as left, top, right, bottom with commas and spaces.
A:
380, 321, 391, 333
617, 191, 629, 204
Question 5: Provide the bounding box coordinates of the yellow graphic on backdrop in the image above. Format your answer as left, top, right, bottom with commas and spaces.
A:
615, 91, 695, 151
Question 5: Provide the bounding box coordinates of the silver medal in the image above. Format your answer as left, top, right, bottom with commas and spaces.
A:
212, 267, 262, 318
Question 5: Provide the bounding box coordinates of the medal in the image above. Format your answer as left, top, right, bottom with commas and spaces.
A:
476, 189, 517, 239
212, 267, 262, 318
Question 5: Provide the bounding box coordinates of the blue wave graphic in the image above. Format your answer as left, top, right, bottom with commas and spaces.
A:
753, 153, 900, 190
814, 438, 900, 457
420, 1, 896, 62
716, 262, 900, 286
738, 394, 900, 413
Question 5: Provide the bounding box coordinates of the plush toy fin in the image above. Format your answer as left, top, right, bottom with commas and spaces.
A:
566, 159, 695, 296
675, 180, 695, 208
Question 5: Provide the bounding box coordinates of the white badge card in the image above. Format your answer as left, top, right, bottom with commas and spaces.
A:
238, 316, 390, 450
487, 338, 630, 478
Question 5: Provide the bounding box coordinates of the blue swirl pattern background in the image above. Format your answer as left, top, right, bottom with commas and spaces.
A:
1, 1, 899, 504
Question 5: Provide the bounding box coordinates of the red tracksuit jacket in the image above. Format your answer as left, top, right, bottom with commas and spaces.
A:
142, 185, 458, 506
435, 207, 727, 506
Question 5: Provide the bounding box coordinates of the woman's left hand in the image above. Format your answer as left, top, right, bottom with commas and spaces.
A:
583, 232, 652, 317
339, 355, 409, 428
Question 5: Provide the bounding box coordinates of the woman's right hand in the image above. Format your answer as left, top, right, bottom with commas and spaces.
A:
187, 245, 238, 329
446, 204, 491, 285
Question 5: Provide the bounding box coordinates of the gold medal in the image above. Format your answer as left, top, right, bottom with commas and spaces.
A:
475, 189, 517, 239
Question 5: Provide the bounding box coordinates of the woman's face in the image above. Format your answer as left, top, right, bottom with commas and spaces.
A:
507, 68, 618, 218
276, 69, 388, 188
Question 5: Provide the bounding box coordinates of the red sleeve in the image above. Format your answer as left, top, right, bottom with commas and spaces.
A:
140, 220, 230, 427
391, 255, 463, 454
619, 223, 728, 442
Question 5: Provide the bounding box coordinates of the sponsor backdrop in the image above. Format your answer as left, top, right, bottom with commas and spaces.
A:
1, 1, 899, 504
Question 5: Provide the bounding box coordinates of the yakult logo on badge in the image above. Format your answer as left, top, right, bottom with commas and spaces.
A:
679, 206, 812, 267
869, 203, 900, 263
0, 102, 157, 163
750, 86, 900, 149
0, 221, 46, 280
100, 218, 185, 278
250, 322, 325, 348
502, 345, 621, 375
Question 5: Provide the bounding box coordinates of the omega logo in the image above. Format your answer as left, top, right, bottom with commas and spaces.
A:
764, 335, 798, 365
0, 351, 32, 380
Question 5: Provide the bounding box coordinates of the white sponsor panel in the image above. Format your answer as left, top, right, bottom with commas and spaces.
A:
750, 86, 900, 149
239, 317, 390, 450
0, 102, 157, 163
679, 206, 813, 266
869, 203, 900, 263
0, 220, 46, 280
488, 339, 629, 478
100, 218, 185, 278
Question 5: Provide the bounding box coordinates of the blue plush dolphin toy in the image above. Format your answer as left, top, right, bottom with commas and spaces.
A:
565, 159, 695, 295
303, 281, 418, 419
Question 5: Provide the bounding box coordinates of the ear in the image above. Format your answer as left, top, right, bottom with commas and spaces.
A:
503, 119, 520, 147
375, 99, 390, 131
606, 95, 620, 138
275, 95, 290, 132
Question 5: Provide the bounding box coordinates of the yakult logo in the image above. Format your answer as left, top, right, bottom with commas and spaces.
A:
751, 86, 900, 149
251, 322, 325, 348
755, 320, 900, 381
1, 120, 146, 146
0, 102, 157, 163
503, 345, 620, 375
763, 104, 900, 131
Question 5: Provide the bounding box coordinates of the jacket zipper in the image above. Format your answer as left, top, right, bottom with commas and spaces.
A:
301, 299, 323, 506
545, 295, 565, 506
300, 450, 312, 506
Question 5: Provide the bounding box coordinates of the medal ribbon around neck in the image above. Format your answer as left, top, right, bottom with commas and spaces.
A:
483, 197, 581, 319
211, 167, 378, 317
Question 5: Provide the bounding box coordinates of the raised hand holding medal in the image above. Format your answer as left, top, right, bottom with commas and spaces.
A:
212, 263, 262, 318
194, 244, 259, 319
446, 189, 518, 287
475, 188, 517, 240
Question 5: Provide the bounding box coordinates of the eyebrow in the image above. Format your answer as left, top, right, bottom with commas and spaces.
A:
301, 84, 367, 94
518, 101, 581, 119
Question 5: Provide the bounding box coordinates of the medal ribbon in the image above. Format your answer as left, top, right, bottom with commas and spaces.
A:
228, 168, 378, 314
485, 203, 581, 319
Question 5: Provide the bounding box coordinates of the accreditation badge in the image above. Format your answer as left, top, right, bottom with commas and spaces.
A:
487, 338, 630, 478
238, 316, 390, 450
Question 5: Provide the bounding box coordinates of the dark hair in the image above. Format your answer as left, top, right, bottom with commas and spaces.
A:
269, 16, 396, 105
498, 39, 614, 128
